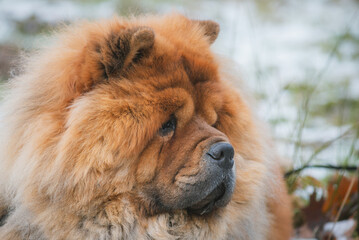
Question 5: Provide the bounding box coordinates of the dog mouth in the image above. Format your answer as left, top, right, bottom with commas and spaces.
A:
187, 182, 227, 215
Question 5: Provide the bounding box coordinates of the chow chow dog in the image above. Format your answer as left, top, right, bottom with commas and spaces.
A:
0, 14, 292, 239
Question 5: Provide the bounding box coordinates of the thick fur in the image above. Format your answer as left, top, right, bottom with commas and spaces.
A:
0, 14, 292, 239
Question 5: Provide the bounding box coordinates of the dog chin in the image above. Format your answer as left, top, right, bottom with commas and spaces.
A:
186, 170, 235, 216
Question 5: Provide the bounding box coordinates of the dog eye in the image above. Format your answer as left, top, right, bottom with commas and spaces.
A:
159, 115, 176, 136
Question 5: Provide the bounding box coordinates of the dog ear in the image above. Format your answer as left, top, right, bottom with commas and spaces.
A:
66, 26, 154, 98
100, 26, 155, 78
194, 20, 220, 44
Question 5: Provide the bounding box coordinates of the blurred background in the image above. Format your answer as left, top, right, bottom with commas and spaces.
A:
0, 0, 358, 238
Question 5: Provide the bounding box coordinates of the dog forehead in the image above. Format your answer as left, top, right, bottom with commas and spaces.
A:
181, 55, 219, 85
123, 48, 218, 88
104, 24, 222, 114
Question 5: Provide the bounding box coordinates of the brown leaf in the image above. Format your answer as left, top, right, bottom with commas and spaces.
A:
302, 191, 329, 231
322, 176, 358, 216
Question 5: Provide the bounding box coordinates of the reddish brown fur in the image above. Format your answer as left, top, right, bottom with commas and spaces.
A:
0, 14, 292, 239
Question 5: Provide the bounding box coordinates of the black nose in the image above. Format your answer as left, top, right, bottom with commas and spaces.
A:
207, 142, 234, 169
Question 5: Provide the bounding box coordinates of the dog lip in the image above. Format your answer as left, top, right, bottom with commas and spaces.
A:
186, 165, 236, 216
186, 181, 229, 216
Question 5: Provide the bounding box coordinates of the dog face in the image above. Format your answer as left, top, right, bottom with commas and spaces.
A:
26, 15, 265, 226
49, 15, 244, 218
